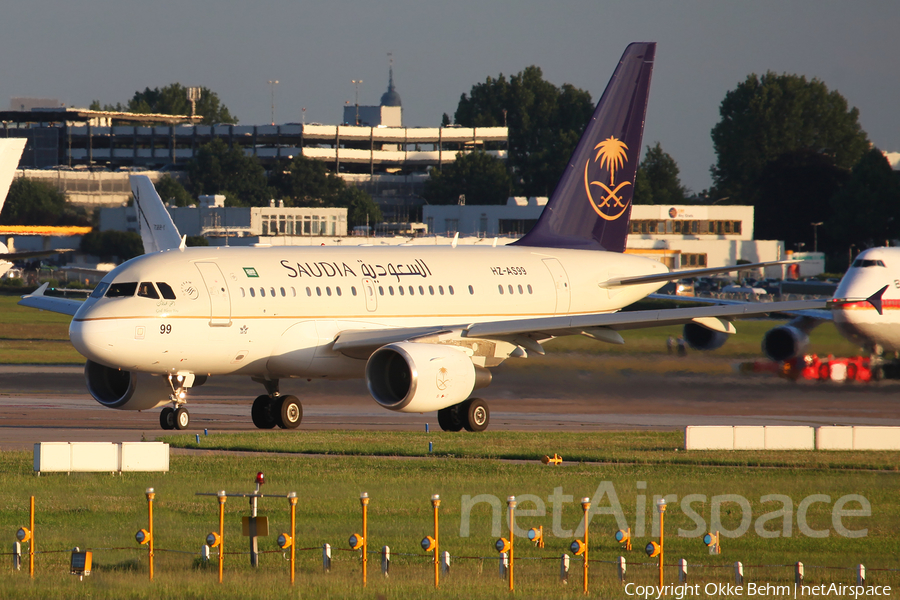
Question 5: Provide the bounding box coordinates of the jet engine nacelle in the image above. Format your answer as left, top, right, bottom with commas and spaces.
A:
365, 342, 491, 413
84, 360, 172, 411
683, 323, 729, 351
761, 325, 809, 362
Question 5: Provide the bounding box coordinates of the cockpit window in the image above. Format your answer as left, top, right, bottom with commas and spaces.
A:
156, 282, 176, 300
852, 259, 886, 268
138, 282, 160, 299
106, 282, 138, 297
90, 282, 110, 299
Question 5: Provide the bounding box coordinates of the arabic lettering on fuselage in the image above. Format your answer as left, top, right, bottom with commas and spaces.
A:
280, 258, 432, 282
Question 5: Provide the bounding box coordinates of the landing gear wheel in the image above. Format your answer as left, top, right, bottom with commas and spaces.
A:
462, 398, 489, 432
277, 395, 303, 429
437, 404, 464, 432
175, 406, 190, 430
159, 407, 176, 430
251, 394, 277, 429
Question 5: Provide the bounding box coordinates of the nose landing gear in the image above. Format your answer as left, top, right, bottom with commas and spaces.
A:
159, 374, 196, 431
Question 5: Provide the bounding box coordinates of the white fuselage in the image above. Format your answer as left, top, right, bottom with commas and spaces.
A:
832, 247, 900, 352
69, 244, 666, 379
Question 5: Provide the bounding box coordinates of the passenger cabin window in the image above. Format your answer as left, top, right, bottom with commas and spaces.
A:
156, 282, 176, 299
106, 282, 138, 298
138, 282, 159, 299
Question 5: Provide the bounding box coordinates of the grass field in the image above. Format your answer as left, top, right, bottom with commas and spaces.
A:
0, 432, 898, 599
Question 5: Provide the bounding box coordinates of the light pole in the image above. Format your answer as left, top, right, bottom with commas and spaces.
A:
849, 244, 856, 269
657, 498, 667, 589
146, 488, 155, 581
811, 222, 823, 253
268, 80, 279, 125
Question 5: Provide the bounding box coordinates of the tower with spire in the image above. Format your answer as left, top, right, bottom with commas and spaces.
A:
343, 53, 402, 127
380, 53, 402, 108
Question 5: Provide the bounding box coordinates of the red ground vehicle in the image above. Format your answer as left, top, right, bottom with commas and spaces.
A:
740, 355, 873, 382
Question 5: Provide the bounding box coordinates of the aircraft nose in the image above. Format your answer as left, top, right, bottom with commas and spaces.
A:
69, 318, 119, 364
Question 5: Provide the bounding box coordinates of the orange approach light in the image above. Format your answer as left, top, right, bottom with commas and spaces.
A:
645, 541, 661, 558
349, 533, 364, 551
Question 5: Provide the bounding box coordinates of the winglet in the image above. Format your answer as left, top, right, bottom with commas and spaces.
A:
868, 285, 887, 316
23, 282, 50, 298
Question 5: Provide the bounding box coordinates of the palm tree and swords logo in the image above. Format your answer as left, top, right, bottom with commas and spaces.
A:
584, 136, 631, 221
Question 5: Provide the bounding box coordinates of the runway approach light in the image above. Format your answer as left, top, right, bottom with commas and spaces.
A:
16, 527, 31, 543
421, 535, 436, 552
206, 532, 221, 548
276, 533, 293, 550
349, 533, 364, 551
645, 541, 661, 558
135, 529, 151, 545
495, 538, 511, 554
527, 526, 544, 548
570, 539, 586, 556
703, 531, 721, 554
255, 472, 265, 487
615, 528, 632, 551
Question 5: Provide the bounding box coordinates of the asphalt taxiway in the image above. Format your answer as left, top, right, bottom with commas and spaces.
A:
1, 356, 898, 450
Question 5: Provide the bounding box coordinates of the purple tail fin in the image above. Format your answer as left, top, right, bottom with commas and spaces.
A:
513, 42, 655, 253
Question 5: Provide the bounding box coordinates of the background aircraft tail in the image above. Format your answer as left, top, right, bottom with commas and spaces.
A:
0, 139, 27, 217
130, 175, 183, 253
513, 42, 655, 253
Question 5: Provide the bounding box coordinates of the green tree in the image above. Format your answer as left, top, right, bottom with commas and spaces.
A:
423, 151, 512, 205
711, 72, 869, 203
1, 178, 87, 226
632, 143, 688, 205
269, 155, 345, 207
755, 149, 849, 249
153, 175, 194, 207
337, 186, 382, 229
79, 230, 143, 262
454, 66, 594, 196
186, 139, 270, 206
827, 149, 900, 259
127, 83, 237, 124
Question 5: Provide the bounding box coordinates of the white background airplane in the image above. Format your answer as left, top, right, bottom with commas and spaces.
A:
760, 247, 900, 376
20, 43, 827, 431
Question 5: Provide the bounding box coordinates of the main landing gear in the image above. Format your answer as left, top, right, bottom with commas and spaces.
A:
437, 398, 490, 432
250, 378, 303, 430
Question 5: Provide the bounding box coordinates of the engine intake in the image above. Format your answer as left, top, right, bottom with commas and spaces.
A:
761, 325, 809, 362
683, 323, 728, 351
84, 360, 173, 411
366, 342, 491, 413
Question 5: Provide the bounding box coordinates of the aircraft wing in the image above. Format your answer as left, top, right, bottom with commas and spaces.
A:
0, 248, 75, 261
17, 283, 83, 316
599, 259, 798, 288
646, 293, 833, 321
332, 298, 828, 358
